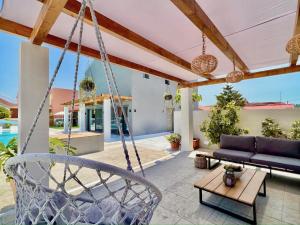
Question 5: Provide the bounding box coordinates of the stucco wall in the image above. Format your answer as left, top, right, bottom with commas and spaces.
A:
87, 61, 132, 96
131, 73, 177, 135
86, 60, 177, 136
174, 108, 300, 148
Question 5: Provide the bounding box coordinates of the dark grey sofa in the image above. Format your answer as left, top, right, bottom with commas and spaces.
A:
212, 134, 300, 174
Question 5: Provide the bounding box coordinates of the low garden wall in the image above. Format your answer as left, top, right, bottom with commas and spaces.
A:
174, 108, 300, 149
52, 132, 104, 155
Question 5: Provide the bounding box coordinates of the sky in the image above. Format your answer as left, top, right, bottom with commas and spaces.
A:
0, 31, 300, 106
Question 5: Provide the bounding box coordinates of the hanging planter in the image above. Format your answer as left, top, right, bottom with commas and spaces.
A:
164, 93, 173, 101
79, 76, 97, 103
191, 33, 218, 75
80, 77, 96, 92
286, 34, 300, 55
226, 57, 244, 83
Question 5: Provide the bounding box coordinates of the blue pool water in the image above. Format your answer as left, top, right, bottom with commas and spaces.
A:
0, 130, 17, 145
0, 119, 17, 125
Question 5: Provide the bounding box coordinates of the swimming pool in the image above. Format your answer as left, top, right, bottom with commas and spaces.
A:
0, 119, 18, 125
0, 130, 17, 145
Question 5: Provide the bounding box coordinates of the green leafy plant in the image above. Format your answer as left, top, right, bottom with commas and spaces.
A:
79, 77, 96, 92
289, 120, 300, 140
200, 102, 248, 145
216, 85, 246, 108
165, 133, 181, 143
174, 90, 202, 105
0, 106, 10, 119
2, 123, 11, 129
224, 164, 242, 173
0, 137, 76, 181
261, 118, 287, 138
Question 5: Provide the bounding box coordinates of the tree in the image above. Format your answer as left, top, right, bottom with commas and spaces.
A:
261, 118, 287, 138
289, 120, 300, 140
0, 106, 10, 119
216, 85, 247, 108
200, 102, 248, 145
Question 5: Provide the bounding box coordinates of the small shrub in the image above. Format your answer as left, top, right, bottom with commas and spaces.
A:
0, 106, 10, 119
261, 118, 287, 138
200, 102, 248, 145
166, 133, 181, 143
2, 123, 11, 129
289, 120, 300, 140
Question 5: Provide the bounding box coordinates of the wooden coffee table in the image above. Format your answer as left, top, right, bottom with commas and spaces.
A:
194, 167, 266, 225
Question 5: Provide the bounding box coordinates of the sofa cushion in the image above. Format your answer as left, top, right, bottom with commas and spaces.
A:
256, 136, 300, 159
250, 154, 300, 172
220, 135, 256, 152
213, 149, 254, 162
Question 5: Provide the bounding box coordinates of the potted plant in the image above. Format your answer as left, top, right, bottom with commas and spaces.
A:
166, 133, 181, 150
193, 138, 200, 150
0, 137, 76, 200
174, 90, 202, 109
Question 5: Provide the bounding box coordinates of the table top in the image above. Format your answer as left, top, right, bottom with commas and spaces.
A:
194, 166, 266, 205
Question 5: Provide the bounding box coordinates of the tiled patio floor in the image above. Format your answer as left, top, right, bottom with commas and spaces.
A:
145, 152, 300, 225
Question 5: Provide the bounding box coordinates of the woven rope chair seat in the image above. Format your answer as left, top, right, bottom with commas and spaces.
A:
5, 153, 162, 225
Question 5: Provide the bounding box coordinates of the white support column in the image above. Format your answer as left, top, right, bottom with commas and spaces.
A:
63, 106, 69, 133
79, 103, 86, 132
19, 42, 49, 184
103, 99, 111, 139
19, 42, 49, 153
180, 88, 193, 151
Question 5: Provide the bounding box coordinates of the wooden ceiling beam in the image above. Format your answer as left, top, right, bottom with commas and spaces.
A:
59, 0, 213, 80
183, 66, 300, 87
0, 17, 185, 84
171, 0, 249, 72
30, 0, 68, 45
290, 0, 300, 66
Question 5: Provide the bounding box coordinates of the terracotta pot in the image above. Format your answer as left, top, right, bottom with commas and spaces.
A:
193, 138, 200, 150
9, 179, 16, 201
170, 142, 180, 151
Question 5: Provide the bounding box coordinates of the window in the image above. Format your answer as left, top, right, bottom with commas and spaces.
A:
165, 80, 170, 85
143, 74, 150, 79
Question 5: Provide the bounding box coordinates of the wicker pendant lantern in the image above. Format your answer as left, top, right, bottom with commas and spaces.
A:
286, 34, 300, 55
191, 33, 218, 75
226, 57, 244, 83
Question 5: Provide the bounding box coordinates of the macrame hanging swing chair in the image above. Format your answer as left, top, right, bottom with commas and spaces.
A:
5, 1, 161, 225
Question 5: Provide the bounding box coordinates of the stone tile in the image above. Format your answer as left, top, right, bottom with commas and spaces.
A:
223, 216, 249, 225
206, 210, 228, 225
166, 181, 196, 199
185, 205, 214, 225
282, 207, 300, 225
257, 215, 287, 225
150, 206, 181, 225
175, 218, 194, 225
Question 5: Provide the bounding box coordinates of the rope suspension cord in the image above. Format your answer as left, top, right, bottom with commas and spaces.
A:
67, 2, 86, 152
20, 1, 87, 155
202, 33, 206, 55
87, 0, 145, 176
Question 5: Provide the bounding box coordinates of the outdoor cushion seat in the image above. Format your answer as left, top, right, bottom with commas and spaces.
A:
256, 136, 300, 159
213, 149, 254, 162
220, 135, 256, 152
250, 154, 300, 172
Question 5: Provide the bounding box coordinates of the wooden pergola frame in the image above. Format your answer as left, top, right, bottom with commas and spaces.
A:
63, 94, 132, 106
0, 0, 299, 88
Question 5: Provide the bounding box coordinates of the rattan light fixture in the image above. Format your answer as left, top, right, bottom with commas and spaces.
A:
226, 57, 244, 83
191, 33, 218, 75
286, 34, 300, 55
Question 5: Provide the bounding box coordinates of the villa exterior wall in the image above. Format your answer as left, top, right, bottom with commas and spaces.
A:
174, 108, 300, 149
86, 60, 178, 136
131, 72, 177, 136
